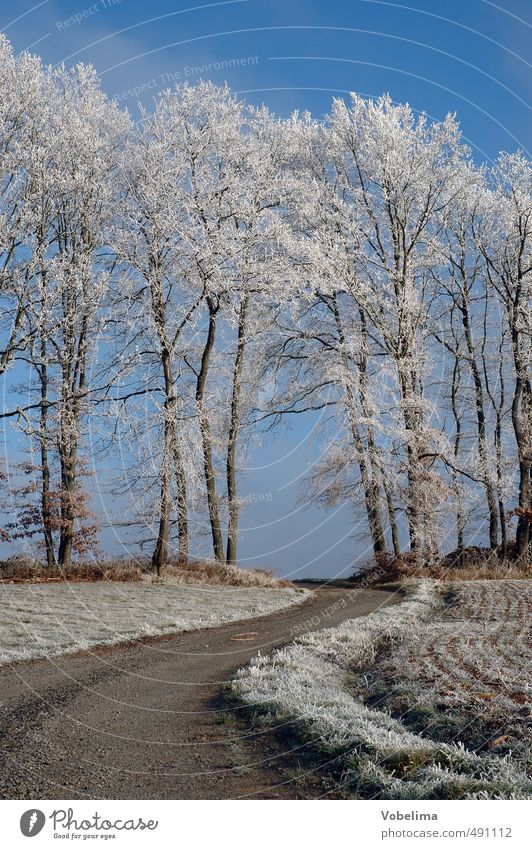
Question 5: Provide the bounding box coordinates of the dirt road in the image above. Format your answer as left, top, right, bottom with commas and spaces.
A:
0, 584, 398, 799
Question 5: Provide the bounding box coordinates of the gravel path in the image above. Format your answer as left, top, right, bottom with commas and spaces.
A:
0, 584, 398, 799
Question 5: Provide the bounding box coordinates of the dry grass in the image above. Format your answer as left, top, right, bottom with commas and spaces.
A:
159, 559, 292, 588
435, 560, 532, 581
0, 555, 291, 589
0, 556, 145, 583
353, 546, 532, 585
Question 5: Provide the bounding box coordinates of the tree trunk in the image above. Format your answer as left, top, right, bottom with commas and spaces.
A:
484, 327, 508, 559
57, 315, 88, 568
57, 374, 76, 569
152, 347, 190, 571
450, 357, 465, 552
502, 261, 530, 559
57, 455, 75, 568
516, 459, 531, 557
152, 422, 170, 576
513, 357, 531, 559
398, 367, 422, 552
196, 298, 225, 562
460, 300, 499, 548
148, 260, 191, 567
357, 307, 387, 558
328, 295, 386, 558
381, 472, 401, 556
37, 342, 56, 569
511, 355, 531, 559
173, 439, 189, 562
226, 295, 249, 564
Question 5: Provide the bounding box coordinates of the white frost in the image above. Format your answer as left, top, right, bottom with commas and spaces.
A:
0, 582, 309, 664
231, 580, 532, 799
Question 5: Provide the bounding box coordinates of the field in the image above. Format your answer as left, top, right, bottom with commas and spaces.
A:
231, 580, 532, 799
0, 582, 308, 665
365, 581, 531, 776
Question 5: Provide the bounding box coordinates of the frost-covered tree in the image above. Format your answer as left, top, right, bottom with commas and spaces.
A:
476, 154, 532, 558
112, 94, 203, 572
432, 173, 504, 551
2, 60, 128, 566
0, 37, 44, 378
0, 32, 530, 569
324, 95, 473, 554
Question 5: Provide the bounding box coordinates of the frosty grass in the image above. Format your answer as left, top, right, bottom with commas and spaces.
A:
231, 580, 532, 799
0, 582, 308, 664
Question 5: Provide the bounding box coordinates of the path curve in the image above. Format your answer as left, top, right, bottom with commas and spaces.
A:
0, 584, 398, 799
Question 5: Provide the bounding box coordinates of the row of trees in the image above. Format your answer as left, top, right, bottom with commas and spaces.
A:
0, 36, 530, 571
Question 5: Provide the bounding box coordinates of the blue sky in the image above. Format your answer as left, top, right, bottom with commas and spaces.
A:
2, 0, 531, 161
1, 1, 531, 576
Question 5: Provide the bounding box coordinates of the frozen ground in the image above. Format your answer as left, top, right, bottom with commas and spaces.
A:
0, 582, 308, 665
362, 580, 532, 780
231, 580, 532, 799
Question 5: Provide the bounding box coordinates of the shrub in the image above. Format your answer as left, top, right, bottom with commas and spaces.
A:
0, 554, 290, 588
352, 547, 532, 584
